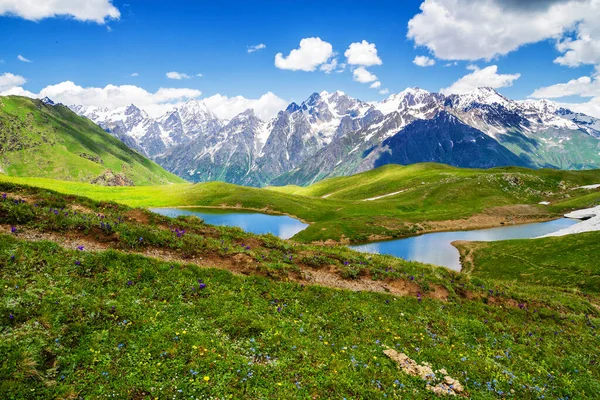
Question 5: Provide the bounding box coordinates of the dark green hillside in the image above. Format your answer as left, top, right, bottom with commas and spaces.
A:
0, 96, 184, 185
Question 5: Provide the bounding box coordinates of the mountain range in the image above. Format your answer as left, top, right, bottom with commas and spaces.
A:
69, 87, 600, 187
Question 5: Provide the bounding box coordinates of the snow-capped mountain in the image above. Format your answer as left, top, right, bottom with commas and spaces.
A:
69, 100, 223, 157
69, 87, 600, 187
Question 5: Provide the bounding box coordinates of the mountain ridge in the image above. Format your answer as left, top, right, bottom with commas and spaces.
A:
64, 87, 600, 186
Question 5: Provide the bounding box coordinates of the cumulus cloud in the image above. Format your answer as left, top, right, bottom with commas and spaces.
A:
370, 81, 381, 89
407, 0, 595, 61
202, 92, 288, 120
0, 0, 120, 24
440, 65, 520, 95
34, 81, 200, 116
0, 76, 287, 120
166, 71, 192, 80
556, 97, 600, 118
413, 55, 435, 67
529, 76, 600, 98
529, 75, 600, 117
0, 72, 26, 92
131, 72, 139, 77
17, 54, 31, 63
247, 43, 266, 53
344, 40, 382, 66
352, 66, 378, 83
554, 21, 600, 67
319, 57, 339, 74
274, 37, 334, 71
379, 88, 390, 95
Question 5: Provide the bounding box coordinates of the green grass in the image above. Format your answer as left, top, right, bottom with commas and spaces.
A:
0, 95, 183, 185
456, 232, 600, 294
2, 163, 600, 243
1, 185, 599, 399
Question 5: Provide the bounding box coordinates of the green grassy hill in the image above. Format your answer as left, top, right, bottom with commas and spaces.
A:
455, 232, 600, 294
0, 96, 183, 185
0, 182, 599, 398
2, 162, 599, 243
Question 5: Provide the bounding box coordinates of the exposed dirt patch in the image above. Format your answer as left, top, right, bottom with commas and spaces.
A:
69, 204, 95, 214
2, 224, 450, 301
425, 205, 553, 232
124, 209, 150, 225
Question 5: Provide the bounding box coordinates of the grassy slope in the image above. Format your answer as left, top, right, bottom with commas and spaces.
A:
455, 232, 600, 294
1, 163, 599, 243
1, 184, 599, 398
0, 95, 183, 185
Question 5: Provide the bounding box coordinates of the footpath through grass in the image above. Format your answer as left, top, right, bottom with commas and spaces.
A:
1, 181, 600, 398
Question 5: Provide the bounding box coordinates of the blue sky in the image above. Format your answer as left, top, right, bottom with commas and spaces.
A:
1, 0, 600, 118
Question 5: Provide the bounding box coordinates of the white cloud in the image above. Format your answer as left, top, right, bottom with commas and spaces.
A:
320, 57, 339, 74
413, 55, 435, 67
166, 71, 192, 80
370, 81, 381, 89
554, 20, 600, 67
440, 65, 521, 95
196, 73, 203, 77
557, 97, 600, 118
32, 81, 201, 117
0, 77, 287, 120
202, 92, 288, 120
530, 76, 600, 98
379, 88, 390, 95
0, 0, 120, 24
17, 54, 31, 63
131, 72, 139, 77
407, 0, 595, 61
466, 64, 479, 71
345, 40, 382, 66
530, 74, 600, 118
0, 72, 26, 92
444, 62, 458, 67
352, 66, 378, 83
274, 37, 334, 71
247, 43, 266, 53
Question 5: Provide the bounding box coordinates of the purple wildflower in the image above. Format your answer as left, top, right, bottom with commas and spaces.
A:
75, 260, 81, 266
77, 245, 84, 251
199, 283, 207, 290
127, 280, 133, 286
9, 313, 14, 320
1, 193, 6, 199
10, 226, 17, 234
277, 307, 282, 312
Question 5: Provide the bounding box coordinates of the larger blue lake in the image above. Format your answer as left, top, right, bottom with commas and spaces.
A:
150, 207, 309, 239
350, 218, 577, 271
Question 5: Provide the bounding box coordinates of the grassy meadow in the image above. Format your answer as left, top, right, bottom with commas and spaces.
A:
0, 182, 599, 398
1, 163, 600, 243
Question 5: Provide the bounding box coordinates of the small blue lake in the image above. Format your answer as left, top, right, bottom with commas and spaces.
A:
150, 207, 309, 239
350, 218, 578, 271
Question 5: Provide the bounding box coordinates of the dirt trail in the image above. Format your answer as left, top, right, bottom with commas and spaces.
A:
0, 224, 449, 301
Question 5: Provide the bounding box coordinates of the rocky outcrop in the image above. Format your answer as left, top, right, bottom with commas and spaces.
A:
90, 170, 134, 186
